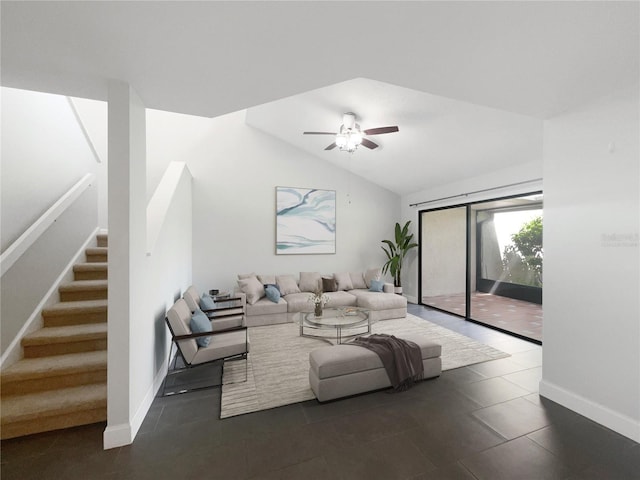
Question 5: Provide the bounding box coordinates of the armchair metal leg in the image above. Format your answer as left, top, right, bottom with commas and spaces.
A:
160, 341, 177, 397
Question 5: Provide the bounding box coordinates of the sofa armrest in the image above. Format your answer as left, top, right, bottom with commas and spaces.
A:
383, 283, 395, 293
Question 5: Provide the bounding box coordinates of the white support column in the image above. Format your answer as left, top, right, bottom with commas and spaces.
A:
104, 81, 147, 449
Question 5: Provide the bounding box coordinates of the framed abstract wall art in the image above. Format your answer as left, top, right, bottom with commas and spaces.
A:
276, 187, 336, 254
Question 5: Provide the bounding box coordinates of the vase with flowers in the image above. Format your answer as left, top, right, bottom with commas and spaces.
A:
309, 289, 329, 317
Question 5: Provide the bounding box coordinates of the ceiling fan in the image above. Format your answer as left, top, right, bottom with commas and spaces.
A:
303, 112, 399, 153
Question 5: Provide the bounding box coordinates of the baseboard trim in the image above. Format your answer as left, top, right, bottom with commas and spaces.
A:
539, 379, 640, 443
129, 352, 170, 442
405, 294, 418, 304
103, 422, 133, 450
0, 227, 100, 370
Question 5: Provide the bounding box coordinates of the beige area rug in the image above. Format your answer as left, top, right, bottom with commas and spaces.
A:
220, 314, 509, 419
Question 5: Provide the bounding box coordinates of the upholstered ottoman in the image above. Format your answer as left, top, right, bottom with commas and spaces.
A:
309, 333, 442, 402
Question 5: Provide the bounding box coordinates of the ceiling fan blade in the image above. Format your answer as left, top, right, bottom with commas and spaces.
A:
303, 131, 337, 135
325, 143, 337, 150
363, 126, 399, 136
361, 138, 378, 150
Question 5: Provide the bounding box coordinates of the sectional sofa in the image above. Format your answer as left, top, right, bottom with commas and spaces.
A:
235, 269, 407, 327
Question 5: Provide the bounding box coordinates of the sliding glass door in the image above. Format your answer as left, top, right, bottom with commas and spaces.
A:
420, 206, 468, 316
419, 193, 543, 343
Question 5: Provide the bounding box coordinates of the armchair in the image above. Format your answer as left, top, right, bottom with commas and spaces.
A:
183, 285, 245, 331
162, 298, 249, 396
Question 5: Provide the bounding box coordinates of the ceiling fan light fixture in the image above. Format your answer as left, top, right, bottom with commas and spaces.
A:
335, 133, 348, 148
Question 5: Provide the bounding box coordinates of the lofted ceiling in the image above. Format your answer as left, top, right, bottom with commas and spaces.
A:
245, 77, 543, 196
2, 1, 638, 195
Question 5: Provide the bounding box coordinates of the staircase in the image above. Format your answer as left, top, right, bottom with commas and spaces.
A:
1, 233, 108, 440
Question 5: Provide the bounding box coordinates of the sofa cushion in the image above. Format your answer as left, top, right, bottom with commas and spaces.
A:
364, 268, 381, 288
322, 276, 337, 292
350, 272, 367, 290
299, 272, 321, 292
349, 290, 407, 310
309, 333, 441, 379
325, 291, 358, 308
192, 329, 249, 365
276, 274, 301, 295
284, 292, 314, 313
190, 308, 213, 348
237, 276, 265, 305
333, 272, 354, 291
246, 296, 288, 316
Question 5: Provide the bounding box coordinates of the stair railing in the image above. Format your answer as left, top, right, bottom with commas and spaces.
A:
1, 173, 96, 277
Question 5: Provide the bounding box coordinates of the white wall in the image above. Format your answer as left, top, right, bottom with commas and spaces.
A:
0, 87, 102, 251
70, 97, 109, 228
146, 109, 401, 293
540, 85, 640, 442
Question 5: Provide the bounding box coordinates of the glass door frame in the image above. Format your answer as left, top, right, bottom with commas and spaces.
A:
418, 190, 543, 344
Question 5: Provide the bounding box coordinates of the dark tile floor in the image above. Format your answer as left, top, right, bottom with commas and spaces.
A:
2, 304, 638, 479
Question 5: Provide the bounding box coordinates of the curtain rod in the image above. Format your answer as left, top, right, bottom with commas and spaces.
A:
409, 178, 543, 208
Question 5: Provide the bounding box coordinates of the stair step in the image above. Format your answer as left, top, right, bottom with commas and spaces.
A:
1, 351, 107, 395
22, 323, 107, 358
97, 233, 108, 248
43, 299, 108, 327
86, 247, 108, 263
0, 384, 107, 440
42, 299, 108, 327
59, 279, 108, 302
73, 262, 108, 280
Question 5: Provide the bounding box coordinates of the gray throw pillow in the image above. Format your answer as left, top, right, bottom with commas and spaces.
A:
238, 272, 257, 280
350, 272, 367, 289
299, 272, 321, 292
237, 276, 265, 305
333, 272, 354, 291
258, 274, 276, 285
276, 275, 301, 296
364, 268, 382, 288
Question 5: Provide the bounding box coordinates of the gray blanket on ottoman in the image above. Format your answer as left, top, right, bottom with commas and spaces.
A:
348, 334, 423, 391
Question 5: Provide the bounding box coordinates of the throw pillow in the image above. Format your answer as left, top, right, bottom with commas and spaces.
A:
237, 276, 265, 305
276, 275, 301, 296
350, 272, 367, 289
364, 267, 382, 288
369, 279, 385, 292
190, 309, 213, 348
322, 276, 337, 292
265, 285, 281, 303
199, 294, 215, 311
258, 274, 276, 285
333, 272, 354, 291
263, 283, 280, 293
299, 272, 321, 292
237, 272, 257, 280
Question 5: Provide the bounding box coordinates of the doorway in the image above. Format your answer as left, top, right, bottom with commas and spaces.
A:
419, 192, 543, 343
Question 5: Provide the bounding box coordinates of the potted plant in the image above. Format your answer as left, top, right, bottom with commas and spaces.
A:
381, 221, 418, 294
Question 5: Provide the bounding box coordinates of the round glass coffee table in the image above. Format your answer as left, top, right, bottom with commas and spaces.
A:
296, 307, 372, 344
